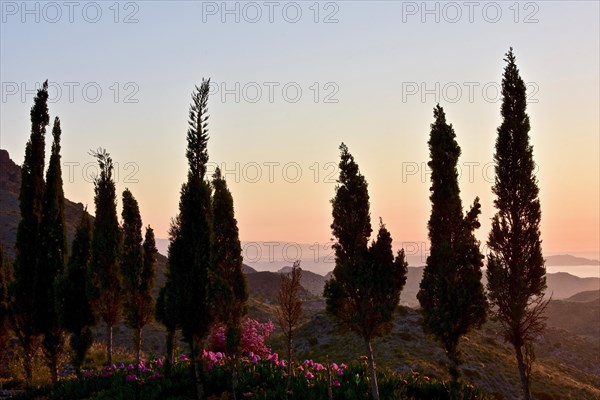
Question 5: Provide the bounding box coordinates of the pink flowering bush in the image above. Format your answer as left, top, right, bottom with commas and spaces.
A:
208, 318, 274, 358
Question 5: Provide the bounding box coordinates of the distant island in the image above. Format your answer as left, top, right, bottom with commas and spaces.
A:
546, 254, 600, 266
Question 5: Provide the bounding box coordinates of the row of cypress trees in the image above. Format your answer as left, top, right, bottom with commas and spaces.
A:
324, 48, 546, 400
1, 48, 545, 400
1, 81, 160, 383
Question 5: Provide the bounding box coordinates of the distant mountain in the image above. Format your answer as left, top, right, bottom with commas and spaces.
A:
278, 266, 327, 297
566, 290, 600, 302
546, 254, 600, 266
242, 264, 258, 274
0, 149, 89, 258
245, 271, 314, 305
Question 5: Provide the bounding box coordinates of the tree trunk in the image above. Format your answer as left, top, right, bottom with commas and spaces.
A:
515, 344, 531, 400
365, 338, 379, 400
134, 327, 142, 370
106, 324, 113, 366
447, 345, 461, 400
50, 350, 59, 384
231, 355, 238, 400
24, 342, 33, 385
165, 329, 175, 373
189, 338, 204, 400
286, 332, 293, 391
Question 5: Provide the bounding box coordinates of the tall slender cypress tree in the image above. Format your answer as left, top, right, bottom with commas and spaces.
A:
120, 189, 151, 368
165, 79, 213, 399
35, 117, 68, 383
58, 210, 95, 375
11, 80, 49, 384
486, 48, 547, 400
89, 149, 122, 366
324, 143, 408, 400
417, 105, 487, 399
211, 167, 247, 399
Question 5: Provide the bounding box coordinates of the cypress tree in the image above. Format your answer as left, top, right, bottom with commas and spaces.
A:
58, 210, 95, 375
165, 79, 213, 399
486, 48, 547, 400
121, 189, 154, 368
211, 167, 247, 399
11, 80, 49, 384
89, 149, 122, 366
0, 241, 13, 376
417, 105, 487, 399
324, 143, 408, 400
35, 117, 68, 383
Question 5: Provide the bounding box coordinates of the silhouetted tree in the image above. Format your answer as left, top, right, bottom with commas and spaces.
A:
0, 241, 13, 376
165, 79, 213, 399
11, 80, 49, 384
487, 48, 547, 400
211, 167, 247, 399
121, 189, 156, 368
277, 260, 302, 391
324, 143, 408, 400
89, 149, 122, 366
35, 117, 68, 383
417, 105, 487, 399
155, 283, 177, 373
58, 210, 95, 375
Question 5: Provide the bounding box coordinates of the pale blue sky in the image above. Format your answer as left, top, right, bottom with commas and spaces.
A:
1, 1, 599, 258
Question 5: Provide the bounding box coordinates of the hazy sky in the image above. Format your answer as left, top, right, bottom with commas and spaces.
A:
1, 1, 599, 263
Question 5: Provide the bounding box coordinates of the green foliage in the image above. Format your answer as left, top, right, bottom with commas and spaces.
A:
11, 80, 50, 383
417, 105, 487, 398
89, 149, 122, 364
12, 356, 493, 400
486, 48, 547, 400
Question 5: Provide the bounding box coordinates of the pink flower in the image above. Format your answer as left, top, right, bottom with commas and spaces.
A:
127, 363, 135, 371
126, 374, 137, 382
333, 380, 341, 388
278, 360, 287, 368
157, 358, 163, 369
83, 370, 91, 378
314, 363, 326, 371
331, 363, 339, 371
305, 371, 314, 379
340, 363, 347, 369
337, 369, 344, 376
297, 365, 304, 372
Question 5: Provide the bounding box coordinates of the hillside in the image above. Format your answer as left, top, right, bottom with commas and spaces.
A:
545, 291, 600, 338
291, 307, 600, 400
0, 149, 88, 258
